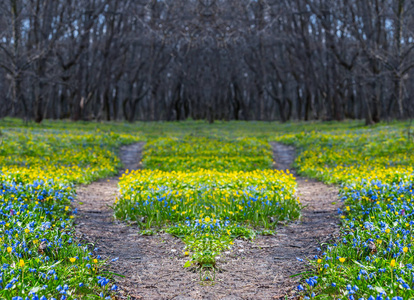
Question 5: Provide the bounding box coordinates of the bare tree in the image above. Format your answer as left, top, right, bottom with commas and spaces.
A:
0, 0, 413, 122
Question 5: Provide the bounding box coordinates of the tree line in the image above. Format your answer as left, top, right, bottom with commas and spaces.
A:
0, 0, 413, 123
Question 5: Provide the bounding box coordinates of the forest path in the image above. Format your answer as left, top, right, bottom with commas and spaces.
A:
266, 143, 341, 298
74, 142, 341, 300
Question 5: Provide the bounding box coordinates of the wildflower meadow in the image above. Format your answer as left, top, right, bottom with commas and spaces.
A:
278, 125, 414, 299
115, 136, 300, 274
1, 119, 413, 299
0, 125, 140, 299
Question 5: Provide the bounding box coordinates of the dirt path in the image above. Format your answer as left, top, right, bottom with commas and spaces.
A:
74, 142, 340, 300
267, 143, 341, 298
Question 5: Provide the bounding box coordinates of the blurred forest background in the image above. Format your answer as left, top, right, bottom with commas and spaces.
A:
0, 0, 413, 124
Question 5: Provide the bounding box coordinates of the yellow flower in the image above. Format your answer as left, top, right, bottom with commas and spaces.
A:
339, 257, 346, 263
19, 259, 25, 267
7, 247, 12, 253
390, 259, 396, 267
204, 217, 211, 222
385, 228, 391, 234
65, 206, 69, 211
25, 228, 30, 234
93, 259, 98, 263
317, 259, 322, 264
184, 251, 189, 256
69, 257, 76, 263
403, 247, 408, 253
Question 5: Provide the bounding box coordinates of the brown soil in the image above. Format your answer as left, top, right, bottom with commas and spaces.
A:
74, 142, 341, 300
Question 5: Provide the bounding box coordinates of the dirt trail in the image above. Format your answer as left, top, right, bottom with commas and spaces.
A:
267, 143, 341, 297
74, 142, 340, 300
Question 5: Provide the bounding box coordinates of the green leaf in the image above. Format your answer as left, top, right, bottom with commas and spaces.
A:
183, 260, 193, 268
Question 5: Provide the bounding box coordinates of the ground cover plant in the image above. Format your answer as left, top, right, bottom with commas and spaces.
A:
277, 126, 414, 299
278, 127, 414, 185
0, 127, 141, 299
142, 136, 273, 171
115, 169, 298, 226
114, 135, 301, 274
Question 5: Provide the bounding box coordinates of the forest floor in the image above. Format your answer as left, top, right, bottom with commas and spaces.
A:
74, 142, 341, 300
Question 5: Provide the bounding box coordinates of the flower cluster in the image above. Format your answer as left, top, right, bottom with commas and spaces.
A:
0, 128, 139, 184
279, 125, 414, 299
0, 126, 141, 299
115, 169, 299, 227
142, 136, 273, 171
277, 128, 414, 185
116, 136, 301, 270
